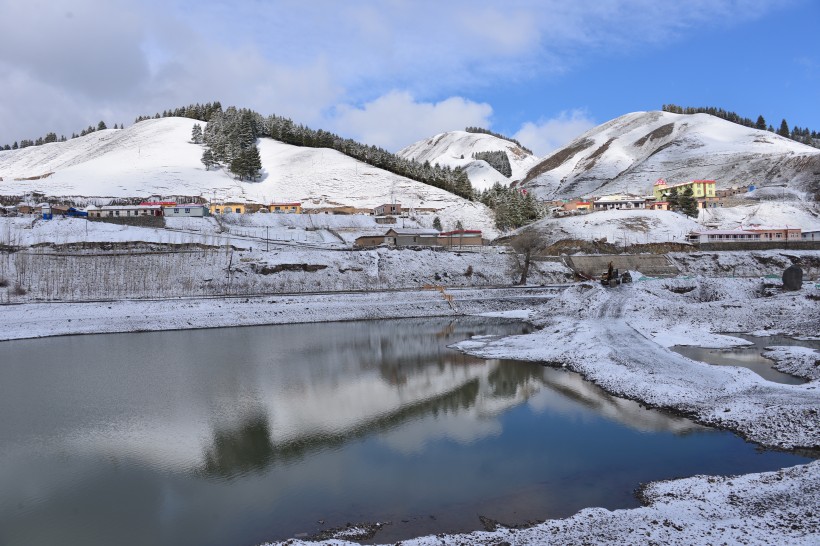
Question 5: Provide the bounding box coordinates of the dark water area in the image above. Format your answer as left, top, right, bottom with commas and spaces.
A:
672, 334, 820, 385
0, 318, 812, 546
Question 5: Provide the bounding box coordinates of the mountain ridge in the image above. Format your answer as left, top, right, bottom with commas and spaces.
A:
520, 111, 820, 201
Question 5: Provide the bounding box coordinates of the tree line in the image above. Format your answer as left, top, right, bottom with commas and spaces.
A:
0, 120, 124, 151
192, 105, 474, 198
465, 127, 533, 154
477, 183, 544, 230
472, 151, 512, 178
661, 104, 818, 148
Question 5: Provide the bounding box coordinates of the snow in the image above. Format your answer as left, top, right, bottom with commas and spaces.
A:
397, 130, 541, 190
762, 346, 820, 381
698, 200, 820, 231
523, 111, 820, 200
0, 118, 499, 238
527, 208, 702, 245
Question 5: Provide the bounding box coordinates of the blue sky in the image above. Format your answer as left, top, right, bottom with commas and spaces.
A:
1, 0, 818, 155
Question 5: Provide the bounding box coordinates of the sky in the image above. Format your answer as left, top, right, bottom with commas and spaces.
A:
1, 0, 818, 156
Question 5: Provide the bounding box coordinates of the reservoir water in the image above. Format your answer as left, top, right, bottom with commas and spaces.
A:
0, 318, 812, 545
672, 334, 820, 385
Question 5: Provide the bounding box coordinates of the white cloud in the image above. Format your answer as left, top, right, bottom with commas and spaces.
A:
0, 0, 795, 145
514, 110, 597, 156
331, 91, 493, 151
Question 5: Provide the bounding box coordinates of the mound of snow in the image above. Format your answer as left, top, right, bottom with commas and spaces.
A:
527, 209, 701, 245
398, 130, 540, 190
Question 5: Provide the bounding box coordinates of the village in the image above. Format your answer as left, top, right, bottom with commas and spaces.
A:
2, 176, 818, 249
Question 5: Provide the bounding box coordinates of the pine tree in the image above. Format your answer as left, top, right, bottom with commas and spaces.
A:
201, 149, 215, 171
241, 145, 262, 180
778, 119, 790, 138
229, 155, 245, 179
755, 115, 766, 130
680, 186, 698, 217
666, 187, 680, 211
97, 121, 107, 130
12, 141, 18, 149
433, 216, 442, 231
191, 123, 203, 144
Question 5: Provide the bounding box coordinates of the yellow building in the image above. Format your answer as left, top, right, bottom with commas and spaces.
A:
209, 202, 247, 214
653, 179, 716, 201
269, 202, 302, 214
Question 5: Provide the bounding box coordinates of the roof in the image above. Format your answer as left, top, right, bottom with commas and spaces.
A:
386, 228, 440, 236
689, 229, 757, 235
270, 202, 301, 206
163, 203, 205, 208
439, 229, 482, 236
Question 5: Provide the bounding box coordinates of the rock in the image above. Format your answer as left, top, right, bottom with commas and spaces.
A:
782, 265, 803, 291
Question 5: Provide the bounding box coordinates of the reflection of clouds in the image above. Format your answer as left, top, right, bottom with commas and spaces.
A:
378, 411, 503, 454
527, 368, 703, 434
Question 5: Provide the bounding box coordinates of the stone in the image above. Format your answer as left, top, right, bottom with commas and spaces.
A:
782, 265, 803, 291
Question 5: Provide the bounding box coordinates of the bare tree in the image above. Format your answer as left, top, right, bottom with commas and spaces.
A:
509, 229, 548, 285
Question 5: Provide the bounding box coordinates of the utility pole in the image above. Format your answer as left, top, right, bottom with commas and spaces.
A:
266, 226, 269, 252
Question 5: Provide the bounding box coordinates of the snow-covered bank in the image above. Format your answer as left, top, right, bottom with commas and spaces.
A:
763, 346, 820, 381
268, 460, 820, 545
0, 286, 558, 342
458, 278, 820, 449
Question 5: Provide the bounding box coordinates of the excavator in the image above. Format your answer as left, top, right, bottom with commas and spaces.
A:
600, 261, 632, 287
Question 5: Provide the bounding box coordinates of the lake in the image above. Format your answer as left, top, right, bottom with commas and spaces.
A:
0, 317, 812, 545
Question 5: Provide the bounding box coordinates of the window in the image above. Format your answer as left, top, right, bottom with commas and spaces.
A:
115, 210, 120, 216
184, 208, 190, 213
215, 208, 221, 214
174, 208, 179, 213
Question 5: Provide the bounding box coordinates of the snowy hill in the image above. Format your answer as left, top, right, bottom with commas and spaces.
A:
521, 111, 820, 201
397, 130, 540, 191
0, 118, 498, 236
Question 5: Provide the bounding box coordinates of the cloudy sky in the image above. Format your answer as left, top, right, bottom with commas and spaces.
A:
1, 0, 818, 155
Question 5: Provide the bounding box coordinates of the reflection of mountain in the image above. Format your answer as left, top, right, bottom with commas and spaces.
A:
533, 365, 703, 434
202, 413, 275, 478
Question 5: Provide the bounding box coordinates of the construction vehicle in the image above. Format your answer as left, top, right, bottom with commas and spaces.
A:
600, 262, 620, 287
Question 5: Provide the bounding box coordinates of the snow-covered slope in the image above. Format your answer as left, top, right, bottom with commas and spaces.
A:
525, 209, 702, 245
521, 111, 820, 200
0, 118, 498, 236
397, 130, 540, 191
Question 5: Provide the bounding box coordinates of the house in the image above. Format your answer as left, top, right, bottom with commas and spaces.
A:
802, 230, 820, 242
687, 226, 801, 244
374, 203, 402, 216
354, 234, 387, 248
653, 179, 716, 201
686, 229, 762, 243
304, 205, 370, 215
649, 201, 670, 210
269, 202, 301, 214
744, 226, 801, 241
385, 228, 440, 246
593, 195, 650, 210
715, 185, 750, 198
438, 230, 483, 247
163, 204, 208, 217
98, 205, 163, 217
209, 202, 248, 214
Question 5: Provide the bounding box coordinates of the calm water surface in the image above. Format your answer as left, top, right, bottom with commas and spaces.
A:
672, 334, 820, 384
0, 318, 812, 546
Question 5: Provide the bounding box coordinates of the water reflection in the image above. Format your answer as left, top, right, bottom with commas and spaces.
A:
671, 334, 819, 385
0, 318, 811, 546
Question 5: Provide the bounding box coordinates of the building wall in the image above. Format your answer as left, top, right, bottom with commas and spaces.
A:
163, 206, 206, 217
269, 204, 301, 214
210, 203, 246, 214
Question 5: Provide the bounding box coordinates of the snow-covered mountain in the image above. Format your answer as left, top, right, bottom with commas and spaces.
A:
0, 118, 499, 236
397, 130, 540, 191
521, 111, 820, 200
